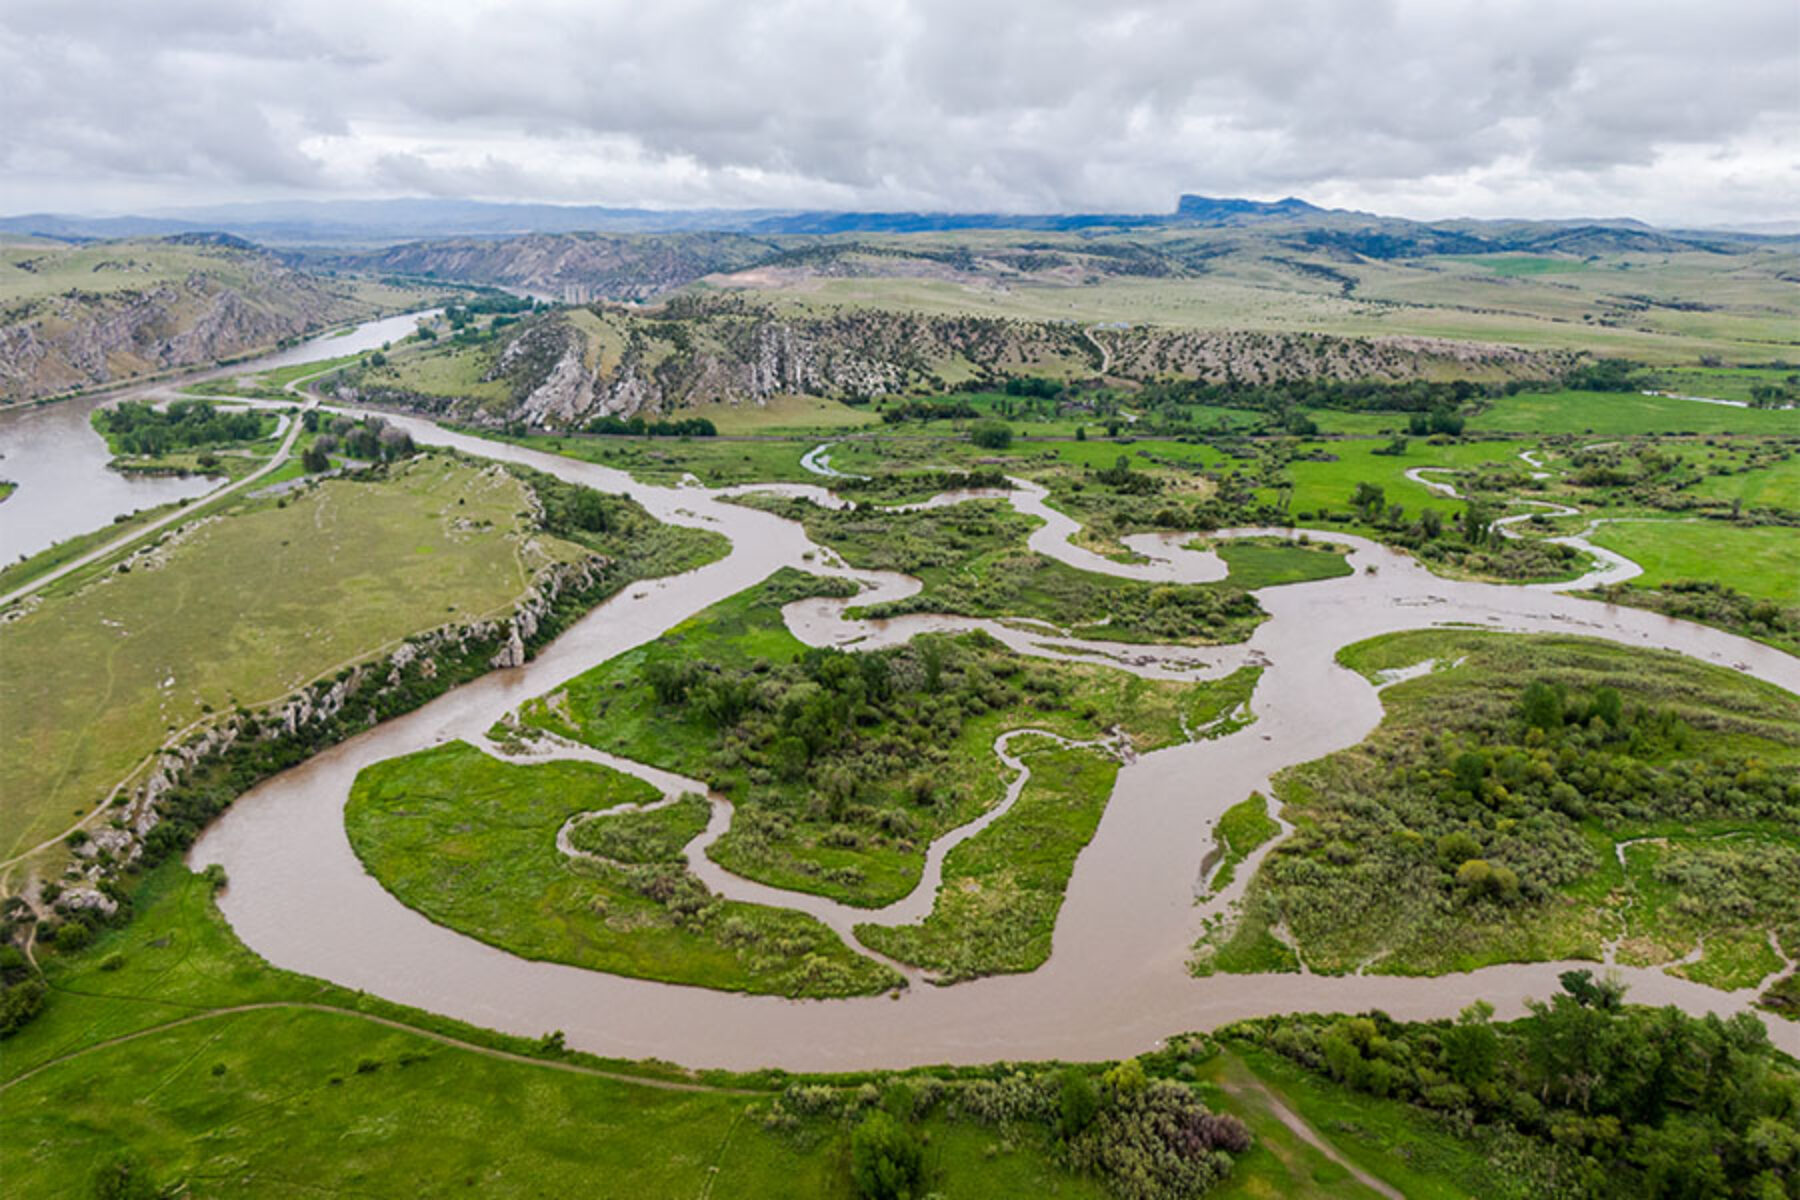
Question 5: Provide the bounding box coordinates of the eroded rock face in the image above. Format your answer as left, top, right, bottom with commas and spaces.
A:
1, 250, 361, 402
59, 887, 119, 918
336, 300, 1566, 431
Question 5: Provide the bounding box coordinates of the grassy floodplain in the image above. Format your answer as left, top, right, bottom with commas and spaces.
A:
857, 668, 1259, 980
522, 570, 1259, 910
732, 495, 1267, 644
0, 866, 1105, 1198
15, 858, 1780, 1197
1197, 631, 1800, 995
1687, 453, 1800, 512
347, 741, 902, 996
1205, 794, 1281, 894
1588, 521, 1800, 608
484, 428, 820, 487
1466, 389, 1800, 437
2, 858, 1525, 1199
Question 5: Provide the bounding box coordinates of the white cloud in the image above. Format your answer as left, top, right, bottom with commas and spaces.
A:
0, 0, 1794, 224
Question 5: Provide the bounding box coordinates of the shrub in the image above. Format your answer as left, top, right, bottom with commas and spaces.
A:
850, 1110, 926, 1200
969, 419, 1013, 450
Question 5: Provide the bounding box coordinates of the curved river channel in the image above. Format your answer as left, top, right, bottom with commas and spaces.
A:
179, 388, 1800, 1073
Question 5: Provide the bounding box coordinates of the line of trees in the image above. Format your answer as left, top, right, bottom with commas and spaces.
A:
582, 414, 717, 437
1236, 971, 1800, 1198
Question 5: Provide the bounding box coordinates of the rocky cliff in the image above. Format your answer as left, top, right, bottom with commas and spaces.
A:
0, 237, 382, 402
337, 297, 1562, 429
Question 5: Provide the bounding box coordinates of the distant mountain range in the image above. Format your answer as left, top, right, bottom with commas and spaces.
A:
2, 195, 1785, 248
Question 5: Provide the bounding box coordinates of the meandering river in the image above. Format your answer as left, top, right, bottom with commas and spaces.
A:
182, 402, 1800, 1071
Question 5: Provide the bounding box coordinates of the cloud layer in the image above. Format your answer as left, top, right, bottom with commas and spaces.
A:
2, 0, 1795, 224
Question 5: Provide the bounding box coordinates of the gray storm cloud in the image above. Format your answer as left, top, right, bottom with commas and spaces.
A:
0, 0, 1794, 224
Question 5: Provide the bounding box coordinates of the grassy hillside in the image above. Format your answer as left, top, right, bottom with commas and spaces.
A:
699, 231, 1800, 366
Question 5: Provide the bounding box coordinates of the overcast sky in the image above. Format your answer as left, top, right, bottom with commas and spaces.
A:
2, 0, 1795, 225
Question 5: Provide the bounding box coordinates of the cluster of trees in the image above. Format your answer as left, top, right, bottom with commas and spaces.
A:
1314, 479, 1582, 582
1093, 455, 1162, 496
1002, 376, 1065, 398
581, 414, 717, 438
1136, 376, 1498, 416
1407, 409, 1466, 436
95, 400, 266, 456
1240, 973, 1800, 1198
1256, 652, 1800, 975
1597, 578, 1798, 656
1747, 381, 1798, 408
835, 468, 1010, 500
445, 292, 536, 322
1563, 358, 1643, 393
947, 1059, 1250, 1200
0, 942, 45, 1037
880, 398, 981, 424
299, 415, 415, 473
642, 635, 1011, 822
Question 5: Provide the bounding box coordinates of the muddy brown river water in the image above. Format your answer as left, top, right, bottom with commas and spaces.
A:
178, 410, 1800, 1071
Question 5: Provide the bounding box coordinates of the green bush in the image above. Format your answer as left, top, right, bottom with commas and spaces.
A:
969, 419, 1013, 450
850, 1110, 926, 1200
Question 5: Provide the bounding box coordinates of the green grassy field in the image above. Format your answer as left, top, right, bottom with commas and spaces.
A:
1215, 541, 1354, 590
1616, 831, 1795, 989
1644, 364, 1800, 405
1468, 389, 1800, 436
1044, 437, 1225, 471
493, 429, 820, 486
0, 457, 580, 866
856, 742, 1122, 980
1265, 439, 1501, 522
1445, 253, 1592, 277
1687, 454, 1800, 512
1588, 520, 1800, 606
347, 741, 901, 996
